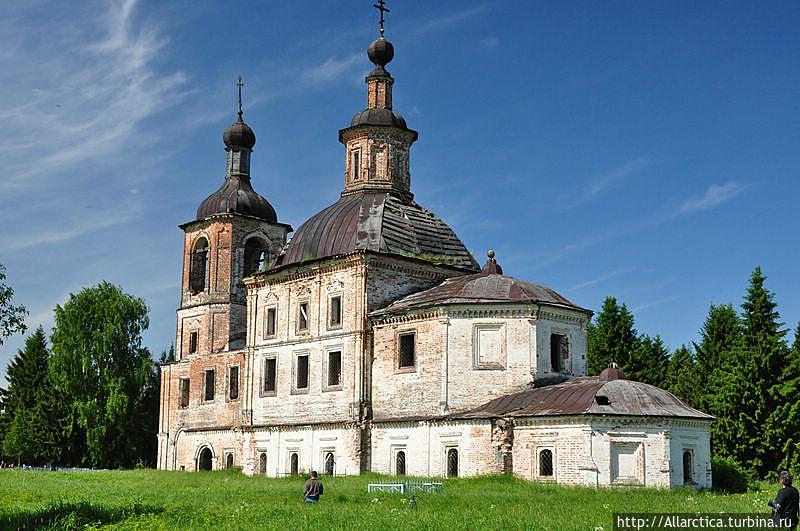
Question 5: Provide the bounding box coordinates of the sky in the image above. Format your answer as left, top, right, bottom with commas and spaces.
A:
1, 0, 798, 383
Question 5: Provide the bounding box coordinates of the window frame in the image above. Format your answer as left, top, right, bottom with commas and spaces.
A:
263, 305, 277, 339
328, 294, 343, 330
550, 332, 569, 373
396, 331, 417, 372
179, 377, 190, 409
292, 351, 310, 394
297, 300, 309, 334
203, 368, 215, 402
227, 364, 240, 401
351, 149, 361, 181
324, 347, 343, 391
188, 330, 198, 354
537, 447, 555, 479
260, 354, 278, 397
472, 323, 506, 370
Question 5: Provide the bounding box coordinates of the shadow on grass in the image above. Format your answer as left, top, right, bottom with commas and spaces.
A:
0, 500, 161, 530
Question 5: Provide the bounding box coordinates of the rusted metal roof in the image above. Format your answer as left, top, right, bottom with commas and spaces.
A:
196, 175, 277, 222
455, 371, 713, 420
372, 254, 590, 315
276, 192, 479, 270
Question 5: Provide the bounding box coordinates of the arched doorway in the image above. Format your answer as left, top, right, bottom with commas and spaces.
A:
198, 447, 213, 471
682, 450, 693, 484
259, 453, 267, 475
324, 452, 335, 476
447, 448, 459, 478
290, 452, 299, 475
225, 453, 234, 469
395, 451, 406, 476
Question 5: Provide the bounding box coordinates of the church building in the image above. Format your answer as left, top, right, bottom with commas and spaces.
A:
157, 10, 713, 489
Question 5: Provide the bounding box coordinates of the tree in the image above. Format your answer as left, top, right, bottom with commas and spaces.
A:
0, 327, 65, 465
587, 297, 639, 375
692, 304, 742, 413
0, 264, 27, 346
628, 334, 670, 386
49, 282, 151, 468
666, 345, 699, 407
774, 323, 800, 475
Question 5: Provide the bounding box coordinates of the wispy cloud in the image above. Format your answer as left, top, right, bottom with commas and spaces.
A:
412, 5, 488, 35
479, 37, 500, 49
565, 267, 637, 292
677, 182, 745, 214
632, 296, 681, 314
303, 53, 363, 83
567, 157, 649, 209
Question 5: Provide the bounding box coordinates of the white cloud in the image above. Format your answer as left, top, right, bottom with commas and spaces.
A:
412, 5, 488, 35
565, 267, 637, 292
303, 53, 363, 83
479, 37, 500, 49
678, 182, 746, 214
567, 157, 649, 209
632, 296, 681, 314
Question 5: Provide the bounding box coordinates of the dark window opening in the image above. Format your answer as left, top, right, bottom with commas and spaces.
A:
399, 333, 416, 368
290, 453, 299, 475
179, 378, 190, 408
244, 238, 269, 277
296, 355, 309, 390
265, 307, 276, 337
190, 238, 209, 294
263, 358, 277, 393
396, 451, 406, 476
324, 452, 335, 476
328, 351, 342, 387
229, 366, 239, 400
352, 151, 360, 180
189, 331, 198, 354
259, 453, 267, 475
225, 453, 233, 469
595, 395, 610, 406
198, 447, 212, 471
204, 369, 215, 401
298, 302, 308, 331
683, 450, 693, 484
329, 296, 342, 327
539, 449, 554, 477
447, 448, 459, 477
550, 333, 568, 373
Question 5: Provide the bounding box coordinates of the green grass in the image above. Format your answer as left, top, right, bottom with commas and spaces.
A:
0, 469, 774, 530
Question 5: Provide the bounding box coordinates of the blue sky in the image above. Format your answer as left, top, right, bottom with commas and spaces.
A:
1, 0, 799, 382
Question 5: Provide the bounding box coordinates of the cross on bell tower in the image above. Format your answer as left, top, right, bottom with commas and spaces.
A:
374, 0, 390, 36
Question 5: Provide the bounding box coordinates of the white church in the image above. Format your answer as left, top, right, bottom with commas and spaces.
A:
156, 10, 713, 489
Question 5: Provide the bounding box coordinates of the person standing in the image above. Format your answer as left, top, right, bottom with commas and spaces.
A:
769, 471, 799, 530
303, 471, 324, 504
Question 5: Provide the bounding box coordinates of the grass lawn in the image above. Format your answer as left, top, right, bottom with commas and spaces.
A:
0, 469, 774, 530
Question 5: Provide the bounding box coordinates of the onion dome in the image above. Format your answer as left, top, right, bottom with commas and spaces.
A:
223, 116, 256, 149
196, 179, 277, 222
350, 108, 407, 128
368, 37, 394, 67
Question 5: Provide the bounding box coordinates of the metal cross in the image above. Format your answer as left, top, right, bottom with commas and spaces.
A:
373, 0, 390, 36
236, 75, 244, 119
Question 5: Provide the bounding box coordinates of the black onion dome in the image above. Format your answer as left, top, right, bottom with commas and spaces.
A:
223, 118, 256, 149
276, 192, 478, 270
350, 108, 408, 128
196, 178, 277, 222
368, 37, 394, 67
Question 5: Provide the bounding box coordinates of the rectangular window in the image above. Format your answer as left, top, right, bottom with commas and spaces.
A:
265, 307, 277, 338
550, 333, 568, 373
296, 354, 309, 390
329, 296, 342, 328
327, 351, 342, 387
298, 302, 308, 332
189, 331, 198, 354
229, 366, 239, 400
351, 150, 360, 180
179, 378, 190, 408
204, 369, 215, 401
263, 358, 277, 394
398, 333, 416, 369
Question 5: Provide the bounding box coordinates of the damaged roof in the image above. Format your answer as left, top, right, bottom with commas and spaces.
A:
275, 191, 479, 270
454, 368, 713, 420
372, 252, 590, 316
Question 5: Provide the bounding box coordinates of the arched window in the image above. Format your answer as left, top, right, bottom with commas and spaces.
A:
190, 237, 209, 294
259, 452, 267, 475
225, 453, 234, 469
290, 452, 299, 475
446, 448, 459, 478
539, 449, 553, 477
198, 447, 213, 471
395, 451, 406, 476
682, 450, 693, 484
324, 452, 335, 476
244, 238, 269, 277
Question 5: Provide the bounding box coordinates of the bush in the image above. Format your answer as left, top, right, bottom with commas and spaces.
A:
712, 456, 750, 493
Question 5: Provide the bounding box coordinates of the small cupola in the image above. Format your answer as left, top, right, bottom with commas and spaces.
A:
599, 363, 628, 382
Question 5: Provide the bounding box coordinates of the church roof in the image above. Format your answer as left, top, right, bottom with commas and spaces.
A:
196, 177, 277, 223
455, 368, 713, 420
275, 191, 479, 270
372, 252, 590, 315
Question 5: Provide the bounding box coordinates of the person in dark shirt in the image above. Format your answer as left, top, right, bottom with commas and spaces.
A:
303, 471, 324, 503
769, 471, 799, 529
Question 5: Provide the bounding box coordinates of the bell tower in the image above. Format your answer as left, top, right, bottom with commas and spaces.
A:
176, 79, 291, 360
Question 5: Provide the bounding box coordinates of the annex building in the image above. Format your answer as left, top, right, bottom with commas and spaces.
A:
157, 18, 713, 489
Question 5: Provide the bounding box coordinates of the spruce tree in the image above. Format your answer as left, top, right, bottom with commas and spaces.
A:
629, 334, 670, 386
768, 322, 800, 475
666, 345, 699, 407
587, 297, 638, 375
692, 304, 742, 413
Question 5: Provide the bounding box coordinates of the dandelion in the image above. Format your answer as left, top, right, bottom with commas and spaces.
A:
490, 504, 496, 509
594, 526, 604, 531
603, 503, 610, 510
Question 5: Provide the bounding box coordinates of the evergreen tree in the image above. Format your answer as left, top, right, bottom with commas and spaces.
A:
692, 304, 742, 413
587, 297, 639, 375
666, 345, 700, 407
0, 327, 65, 465
629, 334, 670, 386
768, 322, 800, 475
49, 282, 151, 468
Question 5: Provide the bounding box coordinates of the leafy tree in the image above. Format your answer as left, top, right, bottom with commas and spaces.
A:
0, 264, 27, 346
666, 345, 699, 407
49, 282, 151, 468
0, 327, 65, 465
587, 297, 639, 375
